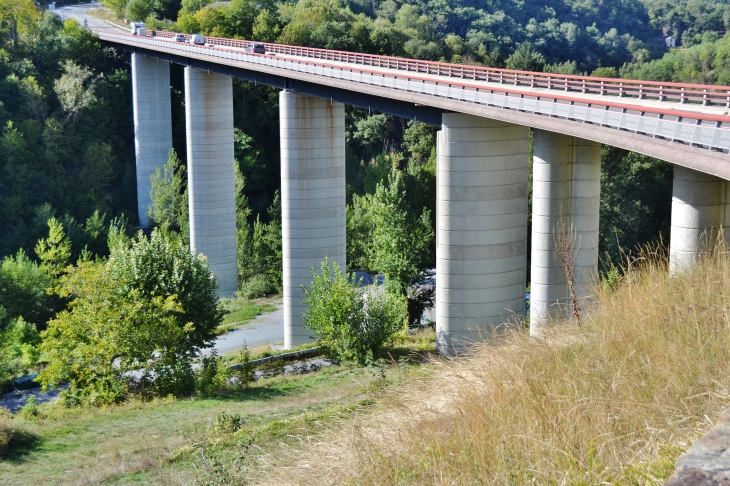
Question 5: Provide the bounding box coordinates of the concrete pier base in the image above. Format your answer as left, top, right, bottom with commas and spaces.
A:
530, 130, 601, 334
436, 114, 529, 354
670, 166, 730, 272
280, 91, 346, 349
185, 68, 237, 296
131, 54, 172, 226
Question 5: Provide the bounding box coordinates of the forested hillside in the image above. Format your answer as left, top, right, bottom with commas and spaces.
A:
0, 5, 135, 259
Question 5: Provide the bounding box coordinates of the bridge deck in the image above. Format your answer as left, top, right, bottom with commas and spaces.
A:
98, 30, 730, 178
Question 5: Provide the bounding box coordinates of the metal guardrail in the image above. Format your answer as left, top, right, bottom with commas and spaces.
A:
98, 31, 730, 153
228, 347, 321, 370
149, 31, 730, 107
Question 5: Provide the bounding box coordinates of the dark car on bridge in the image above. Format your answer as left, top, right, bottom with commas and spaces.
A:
245, 43, 266, 54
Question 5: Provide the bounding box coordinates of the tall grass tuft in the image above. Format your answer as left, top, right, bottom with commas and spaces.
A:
261, 246, 730, 484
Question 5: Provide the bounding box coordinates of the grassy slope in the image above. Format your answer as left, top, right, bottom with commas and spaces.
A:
257, 254, 730, 485
0, 366, 414, 485
0, 330, 436, 485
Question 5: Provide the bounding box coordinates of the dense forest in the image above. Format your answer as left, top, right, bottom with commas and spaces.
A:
1, 0, 729, 397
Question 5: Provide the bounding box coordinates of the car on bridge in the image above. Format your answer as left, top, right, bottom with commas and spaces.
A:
244, 42, 266, 54
188, 34, 205, 45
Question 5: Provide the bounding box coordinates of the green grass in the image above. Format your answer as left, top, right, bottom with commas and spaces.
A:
216, 295, 279, 335
0, 362, 427, 485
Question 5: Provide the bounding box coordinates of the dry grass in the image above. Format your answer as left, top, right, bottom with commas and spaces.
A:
256, 251, 730, 485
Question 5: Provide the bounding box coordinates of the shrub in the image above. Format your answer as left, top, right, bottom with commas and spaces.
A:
18, 395, 42, 420
0, 409, 38, 458
0, 249, 55, 328
39, 229, 224, 404
0, 316, 41, 387
240, 275, 277, 300
303, 258, 406, 364
214, 410, 245, 434
196, 355, 232, 397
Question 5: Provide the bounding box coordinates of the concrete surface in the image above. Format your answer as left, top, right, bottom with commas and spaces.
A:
185, 67, 237, 296
131, 53, 172, 226
280, 91, 346, 349
670, 165, 730, 272
208, 307, 284, 356
436, 113, 528, 354
530, 130, 600, 332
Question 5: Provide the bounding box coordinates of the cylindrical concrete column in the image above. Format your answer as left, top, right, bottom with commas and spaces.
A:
670, 165, 728, 272
132, 54, 172, 227
185, 68, 237, 296
436, 114, 529, 354
280, 92, 346, 349
530, 130, 601, 333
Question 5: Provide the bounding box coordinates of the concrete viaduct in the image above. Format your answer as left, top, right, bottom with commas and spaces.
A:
98, 30, 730, 353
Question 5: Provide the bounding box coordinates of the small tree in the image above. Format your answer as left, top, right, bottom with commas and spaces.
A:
553, 217, 582, 325
506, 42, 546, 72
303, 258, 406, 364
39, 229, 224, 404
34, 217, 71, 280
0, 315, 40, 387
370, 169, 434, 326
147, 149, 189, 241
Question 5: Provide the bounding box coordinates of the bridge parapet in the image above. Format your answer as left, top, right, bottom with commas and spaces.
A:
147, 31, 730, 107
98, 31, 730, 155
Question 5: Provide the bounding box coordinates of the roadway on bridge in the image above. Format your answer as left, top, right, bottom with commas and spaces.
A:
196, 44, 729, 119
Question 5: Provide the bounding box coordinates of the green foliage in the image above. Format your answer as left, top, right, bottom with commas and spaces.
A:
0, 11, 136, 258
237, 187, 282, 291
0, 249, 55, 327
401, 121, 436, 165
196, 354, 232, 396
544, 60, 581, 75
39, 229, 224, 405
233, 342, 255, 387
54, 61, 100, 122
591, 66, 619, 78
0, 316, 40, 387
0, 408, 38, 458
622, 33, 730, 85
303, 258, 406, 364
346, 193, 374, 272
34, 217, 71, 279
127, 0, 154, 21
240, 275, 277, 300
599, 146, 673, 266
148, 149, 189, 241
506, 42, 546, 72
214, 410, 245, 434
18, 395, 41, 420
353, 113, 395, 159
370, 169, 433, 296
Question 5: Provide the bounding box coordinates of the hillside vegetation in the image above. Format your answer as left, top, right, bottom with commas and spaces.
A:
250, 250, 730, 484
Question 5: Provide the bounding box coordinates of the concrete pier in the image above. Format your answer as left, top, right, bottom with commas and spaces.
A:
530, 130, 601, 333
280, 91, 346, 348
436, 114, 529, 354
185, 68, 237, 296
670, 166, 730, 272
131, 54, 172, 226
